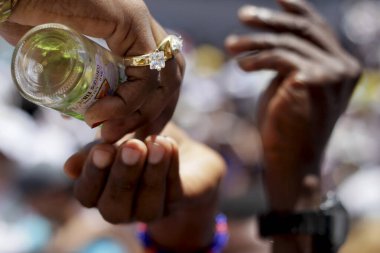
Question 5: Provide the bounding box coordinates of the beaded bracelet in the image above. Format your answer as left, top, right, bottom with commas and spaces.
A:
137, 214, 229, 253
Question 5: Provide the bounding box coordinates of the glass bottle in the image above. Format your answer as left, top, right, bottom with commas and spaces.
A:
11, 23, 127, 120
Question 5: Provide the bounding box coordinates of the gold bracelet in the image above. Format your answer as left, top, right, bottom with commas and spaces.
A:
0, 0, 16, 23
123, 35, 183, 71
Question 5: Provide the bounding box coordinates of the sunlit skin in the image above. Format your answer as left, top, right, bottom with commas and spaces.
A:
2, 0, 185, 142
6, 0, 361, 252
225, 0, 361, 252
64, 123, 227, 252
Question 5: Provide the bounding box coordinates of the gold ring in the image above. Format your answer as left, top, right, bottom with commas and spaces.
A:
123, 35, 183, 71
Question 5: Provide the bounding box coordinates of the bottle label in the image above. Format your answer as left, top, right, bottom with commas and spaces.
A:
68, 53, 125, 115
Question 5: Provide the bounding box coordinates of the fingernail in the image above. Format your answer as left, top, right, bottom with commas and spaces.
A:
240, 6, 271, 20
239, 6, 257, 17
122, 146, 141, 166
147, 141, 165, 164
92, 149, 112, 169
226, 35, 239, 45
283, 0, 299, 3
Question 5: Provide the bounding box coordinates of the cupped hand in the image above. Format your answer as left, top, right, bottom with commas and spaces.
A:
2, 0, 184, 142
225, 0, 361, 211
64, 123, 226, 250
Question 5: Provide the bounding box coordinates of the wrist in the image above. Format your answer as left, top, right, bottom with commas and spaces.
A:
263, 155, 321, 212
259, 192, 349, 253
145, 176, 222, 251
147, 206, 217, 251
139, 213, 229, 253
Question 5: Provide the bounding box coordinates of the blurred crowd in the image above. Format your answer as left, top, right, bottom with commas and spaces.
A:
1, 0, 380, 252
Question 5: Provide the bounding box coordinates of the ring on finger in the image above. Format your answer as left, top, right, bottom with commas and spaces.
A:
123, 35, 183, 72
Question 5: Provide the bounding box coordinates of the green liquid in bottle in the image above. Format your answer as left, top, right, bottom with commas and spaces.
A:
12, 23, 126, 120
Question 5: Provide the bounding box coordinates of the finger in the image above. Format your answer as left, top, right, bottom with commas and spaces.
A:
225, 33, 328, 62
63, 141, 100, 179
74, 144, 116, 208
64, 150, 89, 180
237, 49, 308, 73
278, 0, 337, 44
83, 79, 151, 129
9, 1, 116, 38
238, 5, 341, 53
99, 59, 182, 142
277, 0, 327, 25
132, 57, 182, 133
150, 17, 168, 43
150, 18, 186, 76
87, 25, 162, 129
0, 22, 32, 45
10, 0, 155, 57
133, 136, 173, 222
83, 65, 160, 128
99, 88, 178, 143
97, 139, 147, 224
105, 11, 156, 57
117, 64, 162, 102
164, 137, 183, 212
134, 89, 180, 140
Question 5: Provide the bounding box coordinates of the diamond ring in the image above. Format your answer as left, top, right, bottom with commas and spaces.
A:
123, 35, 183, 71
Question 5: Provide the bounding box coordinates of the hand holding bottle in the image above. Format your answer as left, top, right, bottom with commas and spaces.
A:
2, 0, 184, 142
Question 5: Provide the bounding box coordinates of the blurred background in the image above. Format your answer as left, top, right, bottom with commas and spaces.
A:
1, 0, 380, 252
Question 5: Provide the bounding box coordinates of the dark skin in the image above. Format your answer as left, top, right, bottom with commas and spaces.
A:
65, 0, 361, 252
226, 0, 361, 211
2, 0, 184, 142
225, 0, 361, 252
64, 123, 226, 252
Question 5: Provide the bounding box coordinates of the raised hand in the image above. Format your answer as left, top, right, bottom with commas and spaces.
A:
225, 0, 361, 211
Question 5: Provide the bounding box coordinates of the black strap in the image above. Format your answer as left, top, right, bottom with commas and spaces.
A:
259, 211, 329, 237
